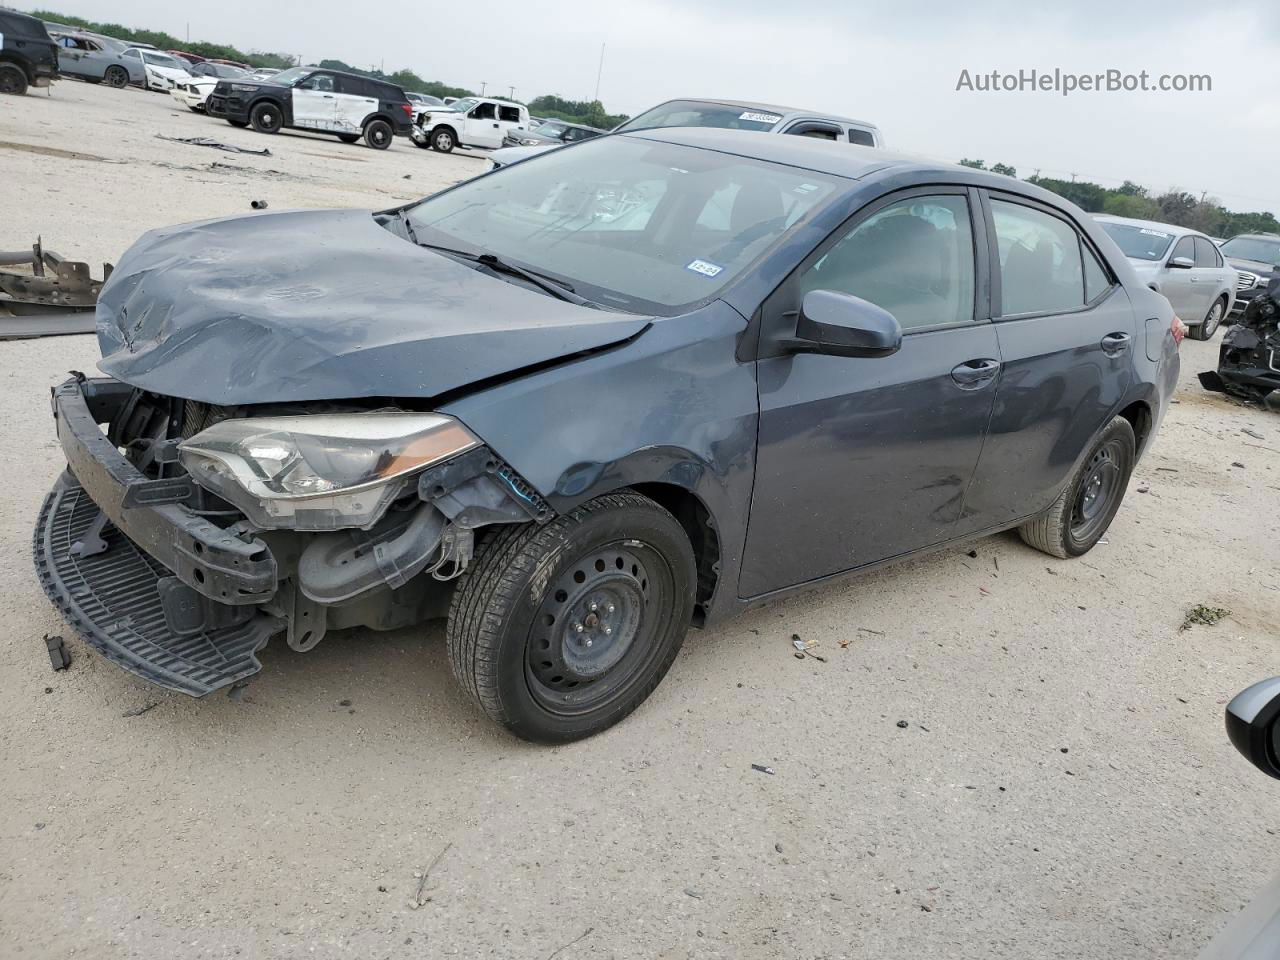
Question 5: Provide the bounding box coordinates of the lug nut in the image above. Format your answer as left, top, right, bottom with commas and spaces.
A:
575, 623, 584, 633
607, 604, 615, 614
589, 602, 598, 612
604, 626, 612, 636
585, 639, 593, 648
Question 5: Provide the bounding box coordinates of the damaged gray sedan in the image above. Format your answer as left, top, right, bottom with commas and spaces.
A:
35, 129, 1179, 742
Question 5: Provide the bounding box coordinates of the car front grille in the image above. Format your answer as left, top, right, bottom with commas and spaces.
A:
1238, 271, 1261, 291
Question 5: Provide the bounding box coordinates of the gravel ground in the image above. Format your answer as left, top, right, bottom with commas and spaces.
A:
2, 81, 1279, 960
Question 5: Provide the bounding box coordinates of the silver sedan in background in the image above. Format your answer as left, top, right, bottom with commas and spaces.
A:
1095, 215, 1238, 340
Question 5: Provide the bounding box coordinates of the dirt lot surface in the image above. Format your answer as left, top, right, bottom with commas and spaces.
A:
2, 81, 1279, 960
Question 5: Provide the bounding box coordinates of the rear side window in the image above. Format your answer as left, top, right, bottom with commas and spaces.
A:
498, 105, 521, 123
991, 199, 1085, 315
801, 194, 976, 330
848, 128, 876, 146
1083, 243, 1111, 302
1194, 236, 1222, 268
786, 121, 840, 141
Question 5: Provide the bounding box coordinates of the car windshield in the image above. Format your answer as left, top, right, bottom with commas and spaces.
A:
446, 98, 478, 114
143, 51, 186, 70
1098, 222, 1175, 261
269, 66, 312, 86
535, 122, 567, 138
401, 135, 840, 314
616, 100, 784, 134
1220, 236, 1280, 265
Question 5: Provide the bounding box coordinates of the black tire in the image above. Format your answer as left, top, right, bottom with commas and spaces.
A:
188, 105, 203, 113
227, 119, 249, 128
430, 126, 456, 153
104, 65, 129, 89
1018, 416, 1136, 559
1188, 296, 1227, 341
447, 491, 696, 743
0, 64, 28, 96
337, 133, 360, 144
363, 119, 393, 149
249, 101, 283, 134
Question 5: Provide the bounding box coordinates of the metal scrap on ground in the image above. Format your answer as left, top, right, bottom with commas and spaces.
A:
155, 134, 272, 157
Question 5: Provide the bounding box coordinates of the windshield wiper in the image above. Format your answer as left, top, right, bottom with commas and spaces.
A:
413, 240, 597, 308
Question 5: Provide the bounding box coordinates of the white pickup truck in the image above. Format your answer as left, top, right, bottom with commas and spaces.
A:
411, 96, 530, 153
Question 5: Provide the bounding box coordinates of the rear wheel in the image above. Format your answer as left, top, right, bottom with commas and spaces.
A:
105, 65, 129, 89
447, 491, 696, 743
0, 64, 28, 96
431, 127, 456, 153
337, 133, 360, 144
249, 101, 282, 134
1018, 416, 1136, 558
1189, 296, 1226, 341
363, 118, 392, 149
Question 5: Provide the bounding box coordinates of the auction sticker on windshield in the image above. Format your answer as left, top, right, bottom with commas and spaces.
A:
1140, 228, 1171, 238
739, 111, 782, 124
686, 259, 724, 278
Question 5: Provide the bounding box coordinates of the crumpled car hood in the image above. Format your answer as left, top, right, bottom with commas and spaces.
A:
96, 209, 651, 405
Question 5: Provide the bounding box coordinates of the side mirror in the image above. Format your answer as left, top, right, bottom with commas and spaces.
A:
1225, 677, 1280, 780
785, 289, 903, 359
1168, 256, 1195, 270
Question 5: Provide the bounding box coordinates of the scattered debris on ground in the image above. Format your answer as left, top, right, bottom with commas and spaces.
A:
1181, 604, 1230, 631
121, 702, 158, 718
250, 200, 268, 210
1243, 428, 1264, 440
545, 927, 594, 960
896, 720, 909, 729
751, 763, 775, 775
409, 841, 452, 909
44, 634, 70, 671
155, 134, 272, 156
791, 634, 826, 661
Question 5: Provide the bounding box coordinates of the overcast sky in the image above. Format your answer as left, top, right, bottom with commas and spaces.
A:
33, 0, 1280, 214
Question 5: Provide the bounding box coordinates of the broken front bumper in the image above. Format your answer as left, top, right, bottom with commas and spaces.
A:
33, 378, 282, 696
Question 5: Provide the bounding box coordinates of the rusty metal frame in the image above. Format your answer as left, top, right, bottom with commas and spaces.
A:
0, 238, 113, 310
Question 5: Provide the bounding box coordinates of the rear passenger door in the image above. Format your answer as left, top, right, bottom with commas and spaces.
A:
496, 104, 524, 141
334, 75, 377, 132
956, 192, 1134, 535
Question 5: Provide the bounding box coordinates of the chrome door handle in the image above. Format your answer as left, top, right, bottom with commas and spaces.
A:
951, 358, 1001, 387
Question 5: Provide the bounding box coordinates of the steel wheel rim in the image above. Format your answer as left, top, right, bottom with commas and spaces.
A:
525, 540, 670, 716
107, 68, 126, 88
0, 70, 20, 94
436, 132, 452, 149
372, 126, 388, 145
1070, 438, 1124, 542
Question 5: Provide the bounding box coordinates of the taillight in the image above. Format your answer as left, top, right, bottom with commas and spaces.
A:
400, 103, 413, 117
1171, 315, 1186, 346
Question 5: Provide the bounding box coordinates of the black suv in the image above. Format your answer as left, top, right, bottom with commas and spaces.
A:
206, 65, 413, 149
0, 10, 57, 95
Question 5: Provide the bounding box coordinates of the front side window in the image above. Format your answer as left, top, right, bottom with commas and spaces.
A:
298, 73, 334, 92
269, 66, 310, 86
992, 199, 1085, 315
800, 195, 975, 330
401, 136, 839, 313
1194, 236, 1222, 268
471, 102, 497, 120
1169, 236, 1195, 264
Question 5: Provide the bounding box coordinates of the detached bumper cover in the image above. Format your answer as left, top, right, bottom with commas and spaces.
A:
33, 378, 282, 695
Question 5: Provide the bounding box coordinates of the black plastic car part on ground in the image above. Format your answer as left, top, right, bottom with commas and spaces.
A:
0, 11, 58, 95
1200, 273, 1280, 403
35, 128, 1180, 742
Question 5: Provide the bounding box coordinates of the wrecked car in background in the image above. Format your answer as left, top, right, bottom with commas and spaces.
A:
1220, 233, 1280, 321
1200, 272, 1280, 404
49, 32, 144, 89
35, 130, 1179, 742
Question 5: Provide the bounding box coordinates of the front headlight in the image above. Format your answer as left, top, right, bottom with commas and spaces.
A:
518, 137, 541, 145
179, 413, 479, 531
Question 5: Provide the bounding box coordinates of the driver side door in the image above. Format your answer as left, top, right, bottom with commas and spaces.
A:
1161, 235, 1197, 321
465, 101, 503, 148
739, 187, 1001, 597
292, 73, 338, 129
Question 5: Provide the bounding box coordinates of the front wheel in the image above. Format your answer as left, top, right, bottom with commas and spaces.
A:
447, 491, 696, 743
430, 127, 455, 153
249, 101, 282, 134
1189, 297, 1226, 341
363, 118, 392, 150
104, 65, 129, 89
1018, 416, 1136, 558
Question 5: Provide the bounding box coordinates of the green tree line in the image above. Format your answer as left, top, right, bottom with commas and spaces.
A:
959, 159, 1278, 237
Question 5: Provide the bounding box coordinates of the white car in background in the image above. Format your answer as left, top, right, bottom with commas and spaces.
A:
169, 61, 249, 111
410, 96, 530, 152
121, 47, 193, 92
1095, 215, 1237, 341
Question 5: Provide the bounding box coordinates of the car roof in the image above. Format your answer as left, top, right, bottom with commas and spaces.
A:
1093, 215, 1201, 238
660, 97, 880, 131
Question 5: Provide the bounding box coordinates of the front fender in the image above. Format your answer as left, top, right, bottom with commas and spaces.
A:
441, 299, 759, 617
